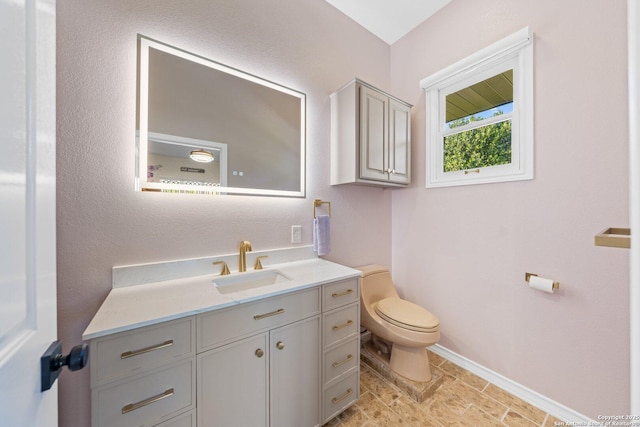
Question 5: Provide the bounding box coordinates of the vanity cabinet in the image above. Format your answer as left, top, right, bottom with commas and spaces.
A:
331, 79, 411, 187
87, 272, 359, 427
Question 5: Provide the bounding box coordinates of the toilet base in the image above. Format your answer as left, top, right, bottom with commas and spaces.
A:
365, 337, 433, 382
361, 337, 443, 403
390, 344, 432, 382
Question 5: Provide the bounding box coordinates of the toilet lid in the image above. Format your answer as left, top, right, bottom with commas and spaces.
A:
375, 298, 439, 332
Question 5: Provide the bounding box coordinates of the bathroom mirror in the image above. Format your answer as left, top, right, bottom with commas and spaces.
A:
136, 35, 306, 196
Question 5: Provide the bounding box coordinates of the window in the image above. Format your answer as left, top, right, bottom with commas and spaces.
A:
421, 27, 533, 188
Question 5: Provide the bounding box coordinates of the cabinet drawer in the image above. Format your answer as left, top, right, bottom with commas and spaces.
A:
324, 337, 359, 385
323, 303, 359, 348
92, 359, 195, 427
323, 370, 359, 423
323, 278, 358, 311
91, 317, 195, 385
153, 410, 195, 427
198, 287, 320, 351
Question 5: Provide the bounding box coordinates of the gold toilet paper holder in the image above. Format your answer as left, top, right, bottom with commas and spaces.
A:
525, 273, 560, 290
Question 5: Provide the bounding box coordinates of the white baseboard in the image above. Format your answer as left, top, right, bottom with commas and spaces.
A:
429, 344, 595, 424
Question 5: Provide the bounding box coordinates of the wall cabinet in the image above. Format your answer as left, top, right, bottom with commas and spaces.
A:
88, 278, 359, 427
331, 79, 411, 187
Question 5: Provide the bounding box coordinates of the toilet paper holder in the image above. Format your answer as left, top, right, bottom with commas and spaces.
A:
525, 272, 560, 290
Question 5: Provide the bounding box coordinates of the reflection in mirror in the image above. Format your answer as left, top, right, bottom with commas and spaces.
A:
147, 132, 228, 192
444, 70, 513, 172
136, 35, 306, 196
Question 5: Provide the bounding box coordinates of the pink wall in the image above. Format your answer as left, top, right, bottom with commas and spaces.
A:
56, 1, 393, 425
390, 0, 630, 418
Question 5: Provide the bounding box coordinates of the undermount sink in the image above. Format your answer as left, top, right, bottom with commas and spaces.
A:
213, 269, 292, 294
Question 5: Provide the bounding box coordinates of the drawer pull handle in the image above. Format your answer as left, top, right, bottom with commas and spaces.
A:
120, 340, 174, 359
253, 308, 285, 320
276, 341, 285, 350
332, 289, 353, 298
255, 348, 264, 358
331, 388, 353, 405
332, 320, 353, 331
331, 354, 353, 368
122, 388, 174, 414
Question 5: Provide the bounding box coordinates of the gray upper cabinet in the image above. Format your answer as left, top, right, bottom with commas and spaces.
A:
331, 79, 411, 187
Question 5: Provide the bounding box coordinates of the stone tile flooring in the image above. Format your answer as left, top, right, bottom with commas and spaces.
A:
324, 350, 564, 427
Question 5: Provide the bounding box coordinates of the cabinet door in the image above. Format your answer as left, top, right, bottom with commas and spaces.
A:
270, 316, 321, 427
389, 99, 411, 184
198, 333, 268, 427
359, 85, 389, 182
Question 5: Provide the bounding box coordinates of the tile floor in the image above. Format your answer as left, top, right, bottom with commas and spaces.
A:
324, 350, 564, 427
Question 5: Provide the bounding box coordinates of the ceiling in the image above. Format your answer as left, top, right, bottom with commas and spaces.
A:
324, 0, 452, 45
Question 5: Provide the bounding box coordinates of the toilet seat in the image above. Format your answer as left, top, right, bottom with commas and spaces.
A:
375, 298, 439, 332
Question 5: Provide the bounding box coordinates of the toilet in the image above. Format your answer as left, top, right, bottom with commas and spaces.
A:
357, 265, 440, 382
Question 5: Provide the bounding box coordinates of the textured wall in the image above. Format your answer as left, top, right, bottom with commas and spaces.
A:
56, 1, 392, 425
390, 0, 629, 418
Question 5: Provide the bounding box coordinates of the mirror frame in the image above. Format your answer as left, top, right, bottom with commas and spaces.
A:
136, 35, 306, 197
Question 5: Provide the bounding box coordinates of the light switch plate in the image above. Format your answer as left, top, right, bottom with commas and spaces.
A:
291, 225, 302, 243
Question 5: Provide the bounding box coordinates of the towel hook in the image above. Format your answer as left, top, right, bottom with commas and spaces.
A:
313, 199, 331, 218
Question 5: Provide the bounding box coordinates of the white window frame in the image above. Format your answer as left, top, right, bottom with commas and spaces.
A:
420, 27, 534, 188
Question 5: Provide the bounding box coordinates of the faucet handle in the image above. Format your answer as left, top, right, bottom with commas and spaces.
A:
213, 261, 231, 275
254, 256, 268, 270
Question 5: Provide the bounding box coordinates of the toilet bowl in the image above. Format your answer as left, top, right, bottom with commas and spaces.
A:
357, 265, 440, 382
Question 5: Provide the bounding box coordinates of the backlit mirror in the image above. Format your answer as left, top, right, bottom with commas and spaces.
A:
136, 35, 306, 196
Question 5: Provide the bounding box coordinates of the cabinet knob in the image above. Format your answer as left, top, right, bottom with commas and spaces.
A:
255, 348, 264, 358
276, 341, 285, 350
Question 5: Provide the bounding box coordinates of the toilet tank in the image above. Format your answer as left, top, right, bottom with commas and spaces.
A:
356, 265, 400, 306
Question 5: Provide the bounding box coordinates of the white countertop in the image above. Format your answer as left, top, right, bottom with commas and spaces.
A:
82, 257, 361, 340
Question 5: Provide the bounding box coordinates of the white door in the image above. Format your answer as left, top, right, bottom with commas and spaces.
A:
629, 0, 640, 414
0, 0, 58, 425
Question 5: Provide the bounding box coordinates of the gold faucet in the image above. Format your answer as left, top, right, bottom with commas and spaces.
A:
238, 240, 252, 272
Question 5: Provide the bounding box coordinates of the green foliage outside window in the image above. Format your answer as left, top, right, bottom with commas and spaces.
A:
443, 112, 512, 172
